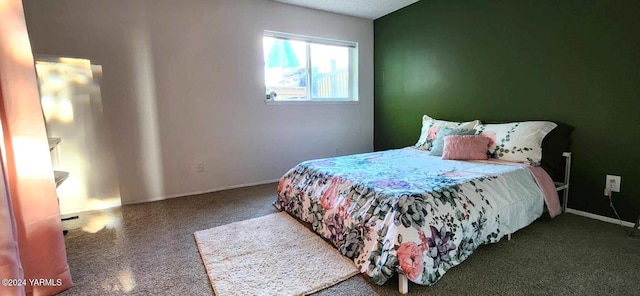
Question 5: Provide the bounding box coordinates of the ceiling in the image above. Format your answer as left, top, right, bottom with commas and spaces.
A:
271, 0, 419, 20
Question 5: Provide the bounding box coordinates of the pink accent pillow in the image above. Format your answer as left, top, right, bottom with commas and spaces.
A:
442, 135, 490, 160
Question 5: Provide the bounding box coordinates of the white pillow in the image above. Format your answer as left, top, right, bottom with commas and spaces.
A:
476, 121, 557, 164
415, 115, 480, 151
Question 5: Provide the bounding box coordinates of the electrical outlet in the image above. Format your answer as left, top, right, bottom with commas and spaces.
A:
197, 162, 205, 172
606, 175, 621, 192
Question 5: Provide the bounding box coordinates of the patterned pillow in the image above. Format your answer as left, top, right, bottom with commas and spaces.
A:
475, 121, 558, 164
428, 127, 477, 156
442, 135, 490, 160
414, 115, 480, 151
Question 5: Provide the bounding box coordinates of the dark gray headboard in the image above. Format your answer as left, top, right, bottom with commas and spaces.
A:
540, 122, 574, 182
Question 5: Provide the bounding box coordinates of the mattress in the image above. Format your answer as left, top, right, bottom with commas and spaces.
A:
275, 148, 553, 285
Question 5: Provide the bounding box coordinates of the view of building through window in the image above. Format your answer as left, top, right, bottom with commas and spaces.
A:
263, 33, 354, 101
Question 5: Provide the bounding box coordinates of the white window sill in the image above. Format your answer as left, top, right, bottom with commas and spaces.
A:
265, 100, 359, 106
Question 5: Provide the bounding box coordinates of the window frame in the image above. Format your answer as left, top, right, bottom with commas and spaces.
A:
263, 30, 358, 103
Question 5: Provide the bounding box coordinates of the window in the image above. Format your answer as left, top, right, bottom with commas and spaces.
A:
263, 31, 358, 102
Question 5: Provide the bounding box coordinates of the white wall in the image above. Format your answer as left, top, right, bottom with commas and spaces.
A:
23, 0, 373, 206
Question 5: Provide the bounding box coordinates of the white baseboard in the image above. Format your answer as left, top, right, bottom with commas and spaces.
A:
60, 201, 121, 216
121, 179, 280, 206
566, 208, 636, 228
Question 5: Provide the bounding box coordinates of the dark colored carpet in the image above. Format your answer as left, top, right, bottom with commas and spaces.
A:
60, 183, 640, 295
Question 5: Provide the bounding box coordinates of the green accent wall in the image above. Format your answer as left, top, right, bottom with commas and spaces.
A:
374, 1, 640, 221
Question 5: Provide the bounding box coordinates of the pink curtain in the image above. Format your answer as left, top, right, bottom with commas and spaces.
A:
0, 0, 73, 295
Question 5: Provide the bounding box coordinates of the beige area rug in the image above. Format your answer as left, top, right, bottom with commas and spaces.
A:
194, 212, 359, 296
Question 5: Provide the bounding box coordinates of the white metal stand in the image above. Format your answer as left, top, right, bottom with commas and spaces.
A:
554, 152, 572, 213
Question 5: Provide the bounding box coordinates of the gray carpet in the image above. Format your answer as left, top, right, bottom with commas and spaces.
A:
60, 183, 640, 295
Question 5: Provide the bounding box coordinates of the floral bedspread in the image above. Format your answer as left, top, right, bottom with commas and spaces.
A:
275, 148, 548, 286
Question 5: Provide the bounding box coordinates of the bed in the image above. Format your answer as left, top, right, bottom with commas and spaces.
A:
274, 118, 573, 294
